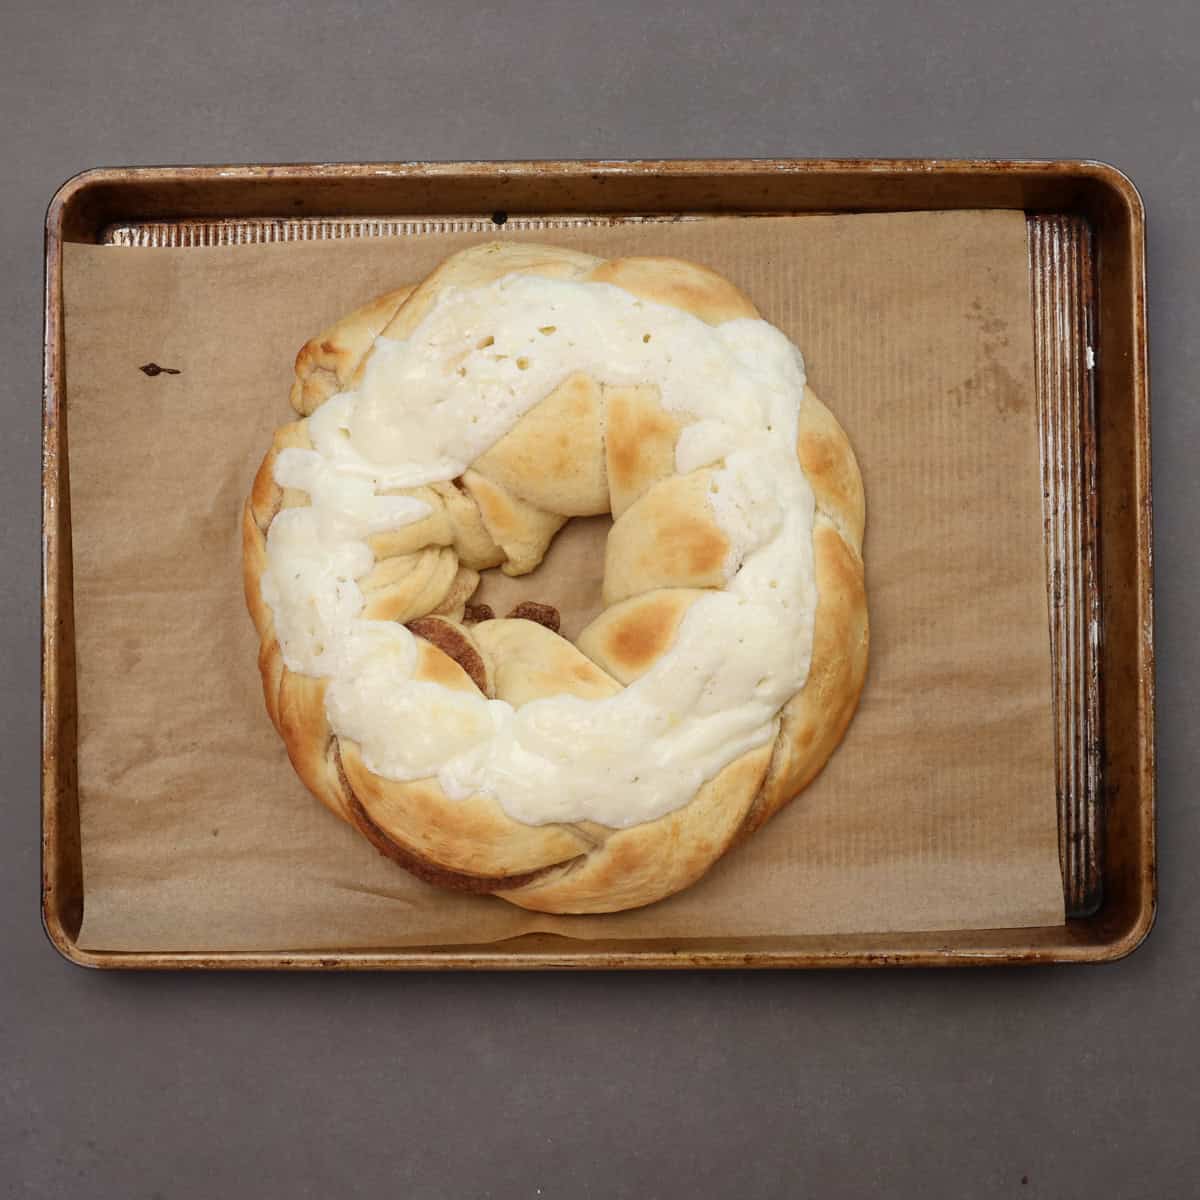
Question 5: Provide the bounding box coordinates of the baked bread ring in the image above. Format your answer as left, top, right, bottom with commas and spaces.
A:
243, 243, 867, 913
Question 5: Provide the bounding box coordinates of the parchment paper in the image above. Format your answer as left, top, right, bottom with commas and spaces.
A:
64, 212, 1065, 951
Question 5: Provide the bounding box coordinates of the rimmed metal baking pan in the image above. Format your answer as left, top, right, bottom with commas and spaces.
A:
42, 160, 1153, 968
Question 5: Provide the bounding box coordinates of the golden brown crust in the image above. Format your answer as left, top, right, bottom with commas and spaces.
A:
472, 373, 608, 516
603, 384, 683, 518
576, 589, 702, 684
405, 616, 492, 696
241, 500, 272, 641
504, 601, 561, 633
380, 242, 601, 342
472, 619, 622, 707
500, 741, 774, 913
797, 386, 866, 553
258, 637, 285, 734
585, 256, 760, 325
603, 470, 730, 605
346, 787, 575, 893
249, 421, 313, 533
743, 517, 869, 835
276, 668, 353, 823
339, 742, 589, 879
291, 286, 415, 416
461, 469, 566, 577
245, 242, 868, 913
359, 546, 460, 623
735, 389, 869, 835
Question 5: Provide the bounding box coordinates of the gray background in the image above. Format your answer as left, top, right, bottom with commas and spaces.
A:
3, 1, 1196, 1196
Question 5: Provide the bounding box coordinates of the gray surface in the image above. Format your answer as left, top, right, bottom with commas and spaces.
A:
3, 1, 1197, 1196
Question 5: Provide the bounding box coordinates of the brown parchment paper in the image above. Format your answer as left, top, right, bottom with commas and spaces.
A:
64, 212, 1065, 952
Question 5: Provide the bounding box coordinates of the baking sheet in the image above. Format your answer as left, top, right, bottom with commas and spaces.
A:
63, 212, 1065, 951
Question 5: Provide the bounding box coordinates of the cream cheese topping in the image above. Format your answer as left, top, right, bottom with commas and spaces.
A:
260, 272, 817, 828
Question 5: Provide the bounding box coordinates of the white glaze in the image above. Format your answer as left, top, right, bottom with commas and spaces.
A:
260, 272, 817, 828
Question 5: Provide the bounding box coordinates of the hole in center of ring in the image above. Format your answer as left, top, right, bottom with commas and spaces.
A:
469, 514, 614, 642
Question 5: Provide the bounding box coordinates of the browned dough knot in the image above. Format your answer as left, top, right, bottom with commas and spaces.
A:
504, 601, 561, 633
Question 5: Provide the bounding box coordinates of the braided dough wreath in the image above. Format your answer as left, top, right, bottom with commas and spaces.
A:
242, 243, 867, 913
